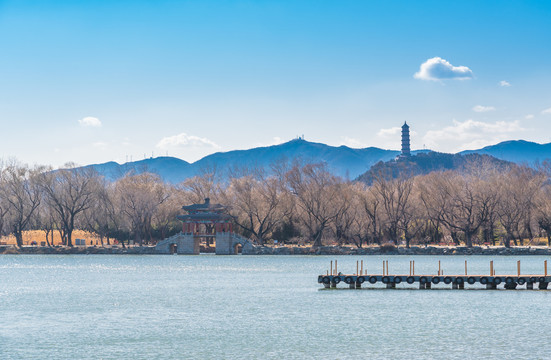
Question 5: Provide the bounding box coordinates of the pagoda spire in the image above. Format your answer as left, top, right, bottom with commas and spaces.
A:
401, 122, 411, 157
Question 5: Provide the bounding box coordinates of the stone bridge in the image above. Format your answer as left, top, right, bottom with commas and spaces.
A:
155, 232, 255, 255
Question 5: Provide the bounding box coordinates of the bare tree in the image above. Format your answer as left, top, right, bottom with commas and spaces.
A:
181, 166, 221, 204
439, 173, 496, 247
358, 184, 383, 245
372, 172, 414, 245
496, 167, 543, 247
330, 182, 357, 246
286, 163, 341, 247
115, 173, 169, 246
225, 173, 292, 245
38, 164, 101, 247
0, 163, 43, 247
151, 183, 184, 241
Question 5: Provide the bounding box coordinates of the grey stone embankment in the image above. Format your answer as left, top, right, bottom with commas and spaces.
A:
242, 245, 551, 256
2, 244, 551, 256
0, 245, 158, 255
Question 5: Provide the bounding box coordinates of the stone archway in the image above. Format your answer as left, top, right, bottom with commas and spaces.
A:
233, 243, 242, 255
169, 243, 177, 254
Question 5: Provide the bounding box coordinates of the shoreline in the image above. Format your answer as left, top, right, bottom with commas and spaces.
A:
2, 244, 551, 256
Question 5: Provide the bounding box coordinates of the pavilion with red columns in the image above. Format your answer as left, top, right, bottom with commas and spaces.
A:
178, 198, 233, 238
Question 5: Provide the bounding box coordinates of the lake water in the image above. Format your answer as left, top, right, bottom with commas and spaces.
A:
1, 254, 551, 359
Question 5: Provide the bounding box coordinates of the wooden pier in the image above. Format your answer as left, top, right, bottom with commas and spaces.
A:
318, 260, 550, 290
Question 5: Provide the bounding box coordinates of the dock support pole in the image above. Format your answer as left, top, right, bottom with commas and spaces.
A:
452, 282, 458, 289
527, 282, 534, 290
349, 282, 356, 289
486, 283, 496, 290
539, 282, 548, 290
324, 283, 330, 289
459, 283, 465, 289
386, 283, 395, 289
355, 281, 361, 289
425, 282, 432, 289
419, 282, 425, 289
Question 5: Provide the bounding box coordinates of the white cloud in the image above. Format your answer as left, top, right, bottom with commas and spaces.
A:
78, 116, 102, 127
525, 114, 535, 120
542, 108, 551, 115
156, 132, 220, 150
414, 57, 474, 81
377, 127, 401, 137
499, 80, 511, 87
423, 119, 524, 152
472, 105, 496, 113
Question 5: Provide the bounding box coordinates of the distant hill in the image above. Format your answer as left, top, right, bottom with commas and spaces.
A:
79, 138, 551, 184
356, 152, 514, 184
84, 139, 404, 183
460, 140, 551, 165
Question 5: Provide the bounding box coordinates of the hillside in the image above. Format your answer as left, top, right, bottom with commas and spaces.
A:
460, 140, 551, 165
79, 139, 551, 184
85, 139, 401, 183
356, 151, 514, 184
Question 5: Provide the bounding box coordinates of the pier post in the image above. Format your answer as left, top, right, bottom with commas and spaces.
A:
425, 282, 432, 289
419, 282, 425, 289
504, 282, 517, 290
527, 282, 534, 290
324, 283, 330, 288
538, 282, 548, 290
349, 282, 356, 289
386, 283, 395, 289
486, 283, 496, 290
355, 281, 362, 289
459, 283, 465, 289
452, 283, 458, 289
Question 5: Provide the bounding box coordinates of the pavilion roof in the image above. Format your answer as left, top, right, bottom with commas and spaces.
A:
182, 198, 228, 213
177, 213, 232, 222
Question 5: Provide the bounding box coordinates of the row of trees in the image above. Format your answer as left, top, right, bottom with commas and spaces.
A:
2, 159, 551, 248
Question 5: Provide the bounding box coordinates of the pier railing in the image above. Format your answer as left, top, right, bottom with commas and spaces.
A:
318, 260, 550, 290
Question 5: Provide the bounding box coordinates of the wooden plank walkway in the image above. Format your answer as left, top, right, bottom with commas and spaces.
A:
318, 260, 550, 290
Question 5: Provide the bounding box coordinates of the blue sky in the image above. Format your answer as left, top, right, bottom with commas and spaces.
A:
1, 0, 551, 167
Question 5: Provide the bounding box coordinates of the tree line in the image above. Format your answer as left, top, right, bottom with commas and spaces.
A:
2, 159, 551, 248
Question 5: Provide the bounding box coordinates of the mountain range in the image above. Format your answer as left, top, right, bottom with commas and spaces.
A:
82, 139, 551, 183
